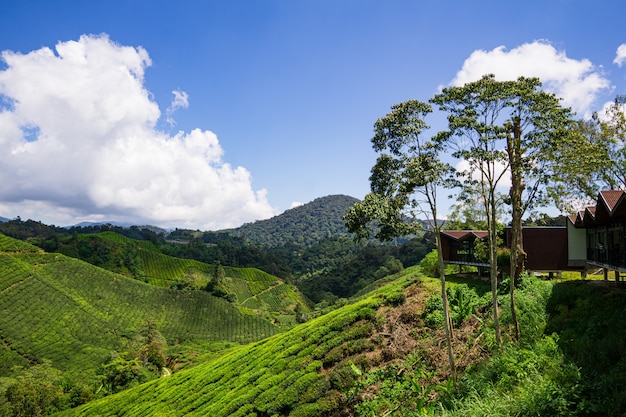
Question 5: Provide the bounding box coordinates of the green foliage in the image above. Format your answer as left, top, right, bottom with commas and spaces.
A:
100, 353, 154, 394
423, 293, 445, 329
422, 284, 483, 329
4, 360, 63, 417
0, 218, 65, 242
499, 273, 551, 343
447, 284, 481, 327
137, 320, 167, 371
447, 334, 585, 417
0, 233, 280, 384
350, 354, 442, 416
545, 280, 626, 414
549, 95, 626, 208
382, 290, 406, 307
298, 239, 431, 303
419, 249, 454, 278
419, 249, 440, 277
496, 247, 510, 271
227, 194, 360, 248
56, 293, 386, 417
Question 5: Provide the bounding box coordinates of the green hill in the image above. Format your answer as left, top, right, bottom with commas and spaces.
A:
54, 271, 417, 417
218, 194, 360, 248
51, 271, 626, 417
0, 233, 281, 380
3, 226, 625, 416
48, 231, 310, 327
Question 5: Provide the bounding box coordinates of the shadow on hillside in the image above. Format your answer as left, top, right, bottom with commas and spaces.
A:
545, 279, 626, 414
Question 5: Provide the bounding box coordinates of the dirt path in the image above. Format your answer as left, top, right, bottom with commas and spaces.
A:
239, 283, 282, 305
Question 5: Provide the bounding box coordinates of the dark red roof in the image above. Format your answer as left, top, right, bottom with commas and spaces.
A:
573, 190, 626, 228
599, 190, 625, 212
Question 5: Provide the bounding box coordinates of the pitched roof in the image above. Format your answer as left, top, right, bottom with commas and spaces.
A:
599, 190, 626, 212
573, 190, 626, 228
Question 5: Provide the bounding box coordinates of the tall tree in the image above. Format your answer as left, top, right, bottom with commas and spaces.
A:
432, 77, 510, 345
501, 77, 574, 339
344, 100, 458, 382
431, 74, 573, 343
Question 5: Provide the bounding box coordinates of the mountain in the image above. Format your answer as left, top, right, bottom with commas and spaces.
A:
226, 194, 360, 247
71, 221, 135, 228
0, 217, 8, 223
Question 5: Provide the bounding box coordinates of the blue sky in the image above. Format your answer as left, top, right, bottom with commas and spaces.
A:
0, 0, 625, 229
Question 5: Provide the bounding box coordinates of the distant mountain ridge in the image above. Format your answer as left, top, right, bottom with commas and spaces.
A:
225, 194, 360, 248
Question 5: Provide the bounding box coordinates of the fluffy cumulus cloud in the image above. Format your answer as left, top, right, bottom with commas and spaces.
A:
450, 41, 611, 116
0, 34, 275, 229
614, 44, 626, 67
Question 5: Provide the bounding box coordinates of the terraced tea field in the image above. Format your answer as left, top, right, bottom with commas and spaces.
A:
65, 232, 310, 325
0, 233, 280, 377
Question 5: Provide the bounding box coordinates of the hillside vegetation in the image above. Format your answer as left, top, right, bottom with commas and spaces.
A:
0, 233, 287, 383
224, 195, 360, 248
0, 196, 433, 305
30, 231, 310, 326
47, 267, 626, 416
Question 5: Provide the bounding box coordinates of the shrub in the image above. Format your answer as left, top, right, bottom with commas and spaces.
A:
447, 284, 481, 327
423, 294, 444, 328
383, 291, 406, 307
419, 249, 440, 277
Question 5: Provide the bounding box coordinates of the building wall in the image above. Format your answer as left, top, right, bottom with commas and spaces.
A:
440, 234, 452, 262
521, 227, 569, 271
567, 221, 587, 267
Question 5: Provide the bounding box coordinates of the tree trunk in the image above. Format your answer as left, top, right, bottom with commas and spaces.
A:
506, 119, 524, 341
488, 191, 502, 346
435, 229, 457, 384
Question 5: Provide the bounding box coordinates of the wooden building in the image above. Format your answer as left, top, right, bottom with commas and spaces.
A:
440, 190, 626, 278
572, 190, 626, 274
440, 230, 489, 268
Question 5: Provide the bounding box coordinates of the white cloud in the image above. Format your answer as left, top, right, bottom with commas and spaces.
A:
614, 43, 626, 67
166, 89, 189, 126
0, 34, 276, 229
450, 40, 611, 116
289, 201, 304, 209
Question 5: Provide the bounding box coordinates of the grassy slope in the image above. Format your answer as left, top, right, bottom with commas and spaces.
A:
0, 233, 280, 378
56, 269, 626, 417
56, 271, 420, 417
62, 232, 310, 326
